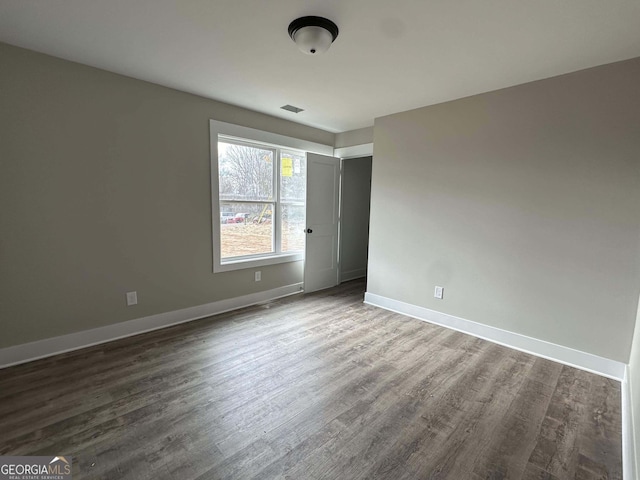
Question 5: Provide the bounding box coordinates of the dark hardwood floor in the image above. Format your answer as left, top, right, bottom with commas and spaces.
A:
0, 280, 622, 479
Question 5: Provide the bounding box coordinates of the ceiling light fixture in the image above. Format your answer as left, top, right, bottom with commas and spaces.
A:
288, 16, 339, 55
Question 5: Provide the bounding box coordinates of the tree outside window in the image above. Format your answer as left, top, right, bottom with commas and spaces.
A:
218, 138, 306, 261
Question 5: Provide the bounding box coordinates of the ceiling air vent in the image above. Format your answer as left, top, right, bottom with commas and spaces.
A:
281, 104, 304, 113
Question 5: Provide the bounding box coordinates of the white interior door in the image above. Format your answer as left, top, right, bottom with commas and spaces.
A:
304, 152, 340, 293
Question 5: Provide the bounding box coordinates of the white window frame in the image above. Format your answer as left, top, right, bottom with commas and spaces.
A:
210, 120, 332, 273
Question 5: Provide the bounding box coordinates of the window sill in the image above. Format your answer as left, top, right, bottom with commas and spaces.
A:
214, 252, 303, 273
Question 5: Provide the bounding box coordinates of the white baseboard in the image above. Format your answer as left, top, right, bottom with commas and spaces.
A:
0, 283, 304, 369
340, 268, 366, 283
622, 367, 637, 480
364, 292, 625, 381
364, 291, 634, 477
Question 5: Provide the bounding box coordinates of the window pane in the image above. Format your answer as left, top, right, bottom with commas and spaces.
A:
219, 141, 273, 201
280, 150, 306, 202
220, 203, 274, 259
281, 204, 305, 253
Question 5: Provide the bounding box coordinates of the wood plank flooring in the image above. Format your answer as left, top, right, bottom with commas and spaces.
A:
0, 280, 622, 479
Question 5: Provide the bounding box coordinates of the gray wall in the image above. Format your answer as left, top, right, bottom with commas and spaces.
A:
335, 127, 373, 148
368, 58, 640, 363
0, 42, 334, 348
340, 157, 372, 282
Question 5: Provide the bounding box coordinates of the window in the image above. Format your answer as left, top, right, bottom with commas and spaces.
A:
218, 137, 306, 261
210, 120, 333, 273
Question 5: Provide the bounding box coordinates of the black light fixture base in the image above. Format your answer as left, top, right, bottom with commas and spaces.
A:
288, 16, 339, 42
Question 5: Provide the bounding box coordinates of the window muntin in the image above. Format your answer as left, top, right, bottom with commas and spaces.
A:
217, 137, 306, 264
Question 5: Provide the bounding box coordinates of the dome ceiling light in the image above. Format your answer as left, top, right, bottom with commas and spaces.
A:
288, 16, 339, 55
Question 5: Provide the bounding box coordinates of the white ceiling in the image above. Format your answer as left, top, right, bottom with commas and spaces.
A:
1, 0, 639, 133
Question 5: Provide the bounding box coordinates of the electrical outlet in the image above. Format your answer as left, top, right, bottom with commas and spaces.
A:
434, 286, 444, 299
126, 291, 138, 306
255, 271, 261, 282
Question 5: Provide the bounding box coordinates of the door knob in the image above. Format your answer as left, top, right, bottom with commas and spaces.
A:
305, 228, 313, 234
